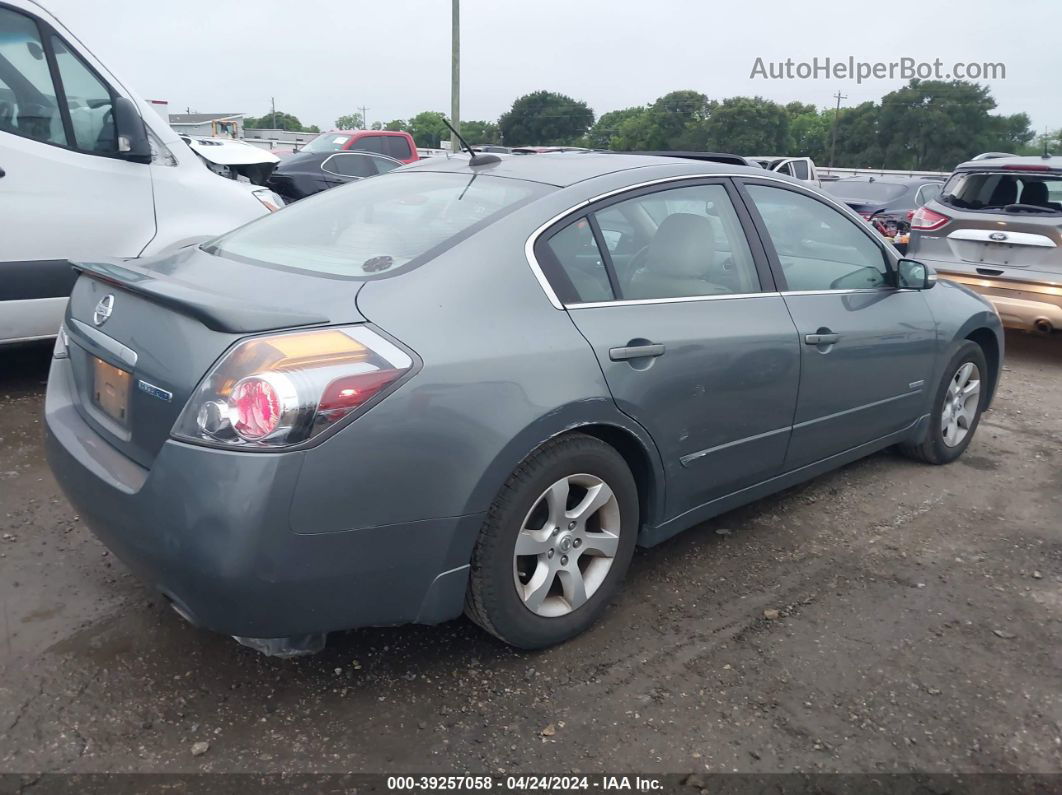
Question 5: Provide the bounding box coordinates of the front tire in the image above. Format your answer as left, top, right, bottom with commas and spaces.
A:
900, 340, 988, 465
465, 433, 638, 649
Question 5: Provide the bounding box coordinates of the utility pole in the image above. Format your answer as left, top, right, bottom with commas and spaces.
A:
828, 90, 846, 168
451, 0, 460, 150
358, 106, 369, 129
271, 97, 276, 130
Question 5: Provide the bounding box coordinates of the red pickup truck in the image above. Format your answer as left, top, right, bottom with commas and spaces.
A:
299, 130, 419, 164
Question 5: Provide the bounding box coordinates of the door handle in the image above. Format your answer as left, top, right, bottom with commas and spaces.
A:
804, 333, 839, 346
0, 166, 5, 178
976, 267, 1003, 276
609, 343, 666, 361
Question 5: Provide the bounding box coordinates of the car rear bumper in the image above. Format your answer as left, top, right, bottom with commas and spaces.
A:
929, 267, 1062, 333
44, 357, 480, 639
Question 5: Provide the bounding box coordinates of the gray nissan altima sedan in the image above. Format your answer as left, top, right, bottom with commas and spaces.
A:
45, 153, 1003, 655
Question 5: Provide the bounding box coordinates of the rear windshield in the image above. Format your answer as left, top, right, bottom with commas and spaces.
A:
822, 181, 907, 202
207, 172, 549, 277
940, 171, 1062, 214
303, 134, 353, 153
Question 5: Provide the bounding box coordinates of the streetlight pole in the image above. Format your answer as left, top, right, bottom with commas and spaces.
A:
451, 0, 460, 151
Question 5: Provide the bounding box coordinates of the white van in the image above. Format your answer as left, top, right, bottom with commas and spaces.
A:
0, 0, 283, 345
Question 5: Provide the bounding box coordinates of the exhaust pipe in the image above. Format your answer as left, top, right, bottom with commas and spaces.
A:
1033, 319, 1053, 335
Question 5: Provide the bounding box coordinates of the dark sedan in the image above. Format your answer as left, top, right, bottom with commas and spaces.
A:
822, 176, 945, 252
266, 149, 402, 202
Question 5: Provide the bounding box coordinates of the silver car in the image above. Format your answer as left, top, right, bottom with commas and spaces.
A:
45, 154, 1003, 656
907, 155, 1062, 333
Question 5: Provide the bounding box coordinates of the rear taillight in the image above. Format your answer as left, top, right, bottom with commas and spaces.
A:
910, 206, 950, 231
1002, 164, 1052, 172
173, 325, 415, 449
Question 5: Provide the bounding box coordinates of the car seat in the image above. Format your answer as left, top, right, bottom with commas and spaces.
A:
627, 213, 731, 299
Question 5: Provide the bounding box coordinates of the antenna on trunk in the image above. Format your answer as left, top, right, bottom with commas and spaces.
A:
442, 117, 501, 166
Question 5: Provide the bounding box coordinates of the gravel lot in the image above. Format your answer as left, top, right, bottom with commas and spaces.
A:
1, 332, 1060, 775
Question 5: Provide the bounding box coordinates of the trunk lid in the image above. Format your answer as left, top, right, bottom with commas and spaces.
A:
940, 215, 1062, 270
64, 246, 364, 468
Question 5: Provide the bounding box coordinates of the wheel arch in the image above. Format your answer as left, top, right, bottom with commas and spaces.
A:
961, 321, 1003, 409
459, 400, 667, 550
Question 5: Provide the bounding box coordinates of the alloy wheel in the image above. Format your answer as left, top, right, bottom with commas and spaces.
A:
512, 474, 621, 618
941, 361, 981, 448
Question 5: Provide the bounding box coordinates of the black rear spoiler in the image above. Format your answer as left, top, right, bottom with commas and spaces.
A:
72, 259, 329, 334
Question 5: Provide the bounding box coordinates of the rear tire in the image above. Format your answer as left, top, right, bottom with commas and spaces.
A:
900, 340, 988, 465
465, 433, 638, 649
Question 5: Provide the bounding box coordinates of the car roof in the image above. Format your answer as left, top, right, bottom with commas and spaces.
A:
954, 155, 1062, 172
401, 152, 765, 187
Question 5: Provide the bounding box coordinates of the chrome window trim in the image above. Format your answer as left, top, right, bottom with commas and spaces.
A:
568, 291, 780, 310
524, 171, 888, 309
780, 288, 892, 297
321, 151, 401, 178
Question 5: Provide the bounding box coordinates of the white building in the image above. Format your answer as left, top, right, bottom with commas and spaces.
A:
168, 112, 245, 139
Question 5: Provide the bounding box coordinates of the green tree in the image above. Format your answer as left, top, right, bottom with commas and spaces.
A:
244, 111, 309, 131
786, 107, 830, 161
831, 102, 883, 167
702, 96, 789, 155
646, 90, 714, 150
982, 112, 1035, 155
876, 79, 1028, 170
407, 111, 450, 148
461, 120, 501, 144
382, 119, 408, 132
335, 112, 365, 130
498, 91, 594, 146
587, 106, 645, 149
605, 91, 714, 151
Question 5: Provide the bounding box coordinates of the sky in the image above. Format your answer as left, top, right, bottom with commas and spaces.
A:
41, 0, 1062, 135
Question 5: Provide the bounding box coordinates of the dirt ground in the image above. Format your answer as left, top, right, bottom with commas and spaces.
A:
1, 332, 1060, 776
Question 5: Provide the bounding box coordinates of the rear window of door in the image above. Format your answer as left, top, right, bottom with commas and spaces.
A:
539, 182, 763, 303
744, 183, 890, 291
385, 135, 412, 160
351, 135, 389, 155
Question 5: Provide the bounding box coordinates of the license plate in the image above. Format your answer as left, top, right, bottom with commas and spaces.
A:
92, 357, 131, 425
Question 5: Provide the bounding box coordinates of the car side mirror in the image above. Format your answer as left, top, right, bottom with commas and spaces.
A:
897, 258, 937, 290
113, 96, 152, 164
